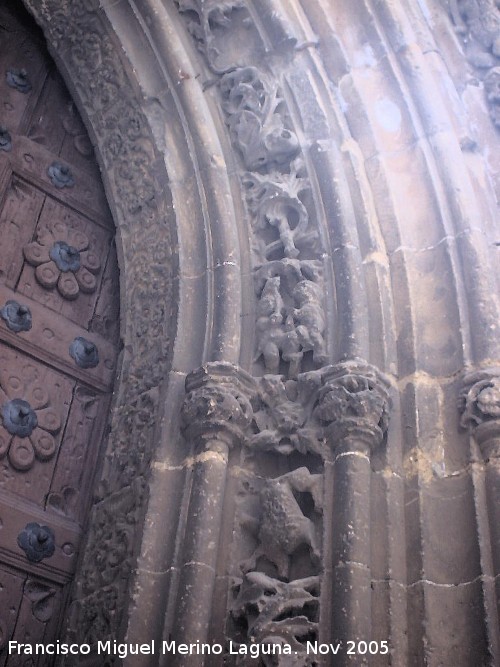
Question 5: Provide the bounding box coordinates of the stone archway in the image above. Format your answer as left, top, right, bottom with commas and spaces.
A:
18, 1, 500, 666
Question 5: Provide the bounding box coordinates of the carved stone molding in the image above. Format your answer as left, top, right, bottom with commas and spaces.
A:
181, 362, 256, 452
459, 367, 500, 459
315, 360, 391, 456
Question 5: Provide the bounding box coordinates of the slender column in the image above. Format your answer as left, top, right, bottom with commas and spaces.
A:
170, 363, 255, 665
460, 368, 500, 656
315, 361, 390, 663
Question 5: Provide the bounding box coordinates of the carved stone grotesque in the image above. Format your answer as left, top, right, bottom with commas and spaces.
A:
241, 467, 323, 578
249, 374, 323, 456
232, 571, 319, 666
175, 0, 249, 72
315, 361, 390, 454
459, 368, 500, 458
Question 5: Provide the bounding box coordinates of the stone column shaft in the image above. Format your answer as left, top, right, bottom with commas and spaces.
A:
460, 370, 500, 661
316, 361, 390, 664
169, 363, 255, 665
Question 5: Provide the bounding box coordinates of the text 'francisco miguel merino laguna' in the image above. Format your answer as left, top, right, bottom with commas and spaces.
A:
9, 640, 296, 659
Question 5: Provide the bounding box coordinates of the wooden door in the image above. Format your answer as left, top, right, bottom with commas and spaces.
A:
0, 2, 119, 662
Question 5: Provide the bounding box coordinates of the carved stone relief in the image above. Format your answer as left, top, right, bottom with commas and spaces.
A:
240, 467, 323, 579
174, 3, 334, 659
459, 371, 500, 427
231, 572, 319, 666
315, 361, 391, 453
219, 68, 328, 376
446, 0, 500, 128
248, 373, 323, 456
220, 67, 300, 170
175, 0, 263, 73
230, 373, 323, 660
22, 0, 176, 650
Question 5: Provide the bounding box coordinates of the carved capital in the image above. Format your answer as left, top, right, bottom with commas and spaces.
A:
459, 368, 500, 459
315, 361, 390, 455
181, 363, 256, 451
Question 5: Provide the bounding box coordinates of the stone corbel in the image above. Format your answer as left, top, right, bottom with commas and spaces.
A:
171, 363, 256, 662
314, 360, 390, 657
460, 368, 500, 585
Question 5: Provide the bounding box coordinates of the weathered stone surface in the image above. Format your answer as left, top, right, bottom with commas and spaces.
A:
7, 0, 499, 663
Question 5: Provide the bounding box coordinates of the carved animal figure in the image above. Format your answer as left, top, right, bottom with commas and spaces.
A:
281, 314, 302, 377
241, 467, 322, 578
292, 280, 327, 363
255, 276, 285, 372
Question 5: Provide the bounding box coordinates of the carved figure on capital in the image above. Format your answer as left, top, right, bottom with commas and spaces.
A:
181, 363, 256, 450
460, 372, 500, 426
459, 369, 500, 458
315, 361, 390, 452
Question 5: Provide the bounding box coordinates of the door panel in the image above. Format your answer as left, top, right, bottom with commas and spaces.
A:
0, 0, 119, 662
